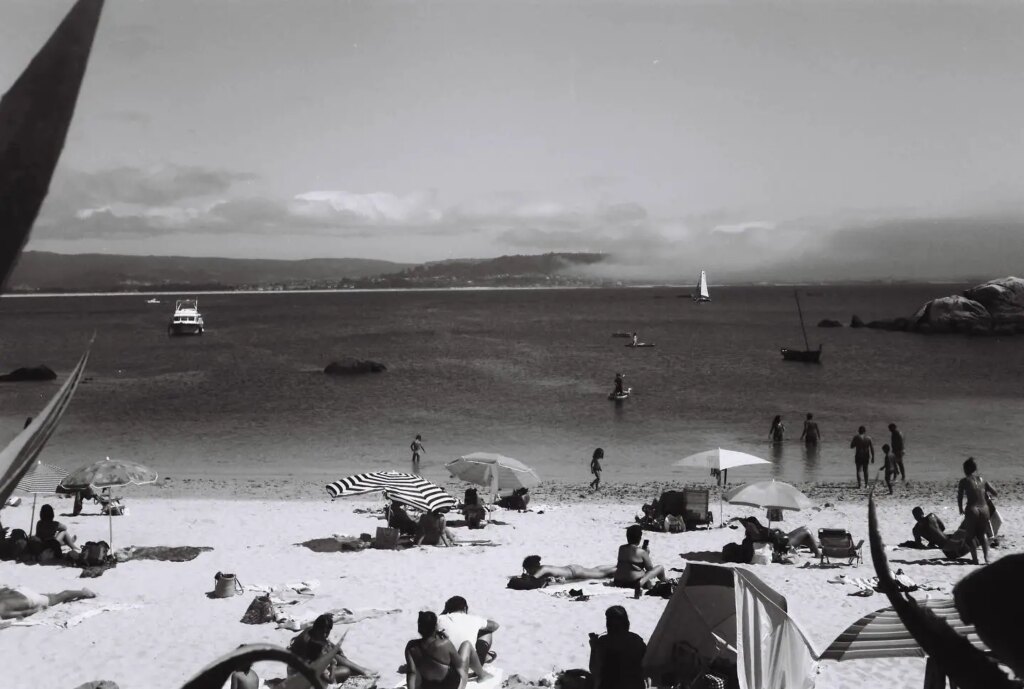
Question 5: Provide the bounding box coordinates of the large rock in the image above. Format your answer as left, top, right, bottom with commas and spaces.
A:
324, 358, 387, 375
911, 295, 991, 333
867, 317, 909, 332
817, 319, 842, 328
0, 365, 56, 382
850, 315, 865, 328
963, 276, 1024, 326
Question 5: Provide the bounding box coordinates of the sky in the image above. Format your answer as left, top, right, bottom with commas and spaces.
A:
2, 0, 1024, 281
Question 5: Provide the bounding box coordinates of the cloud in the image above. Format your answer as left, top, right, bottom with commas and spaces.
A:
712, 220, 777, 234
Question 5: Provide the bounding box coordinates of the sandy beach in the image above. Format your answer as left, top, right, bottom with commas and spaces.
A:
0, 478, 1015, 689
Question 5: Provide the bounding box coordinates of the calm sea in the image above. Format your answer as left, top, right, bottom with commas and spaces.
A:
1, 284, 1022, 488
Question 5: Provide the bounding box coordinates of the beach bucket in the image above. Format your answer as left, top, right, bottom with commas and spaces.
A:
211, 571, 243, 598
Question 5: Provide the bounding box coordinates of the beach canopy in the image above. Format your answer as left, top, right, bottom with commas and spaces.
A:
821, 599, 989, 661
326, 471, 457, 514
643, 563, 816, 689
674, 448, 772, 472
446, 452, 541, 495
725, 479, 812, 512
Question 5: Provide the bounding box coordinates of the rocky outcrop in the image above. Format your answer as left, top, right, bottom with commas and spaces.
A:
963, 276, 1024, 326
867, 317, 910, 331
911, 296, 991, 333
850, 315, 865, 328
324, 358, 387, 375
817, 319, 842, 328
0, 365, 56, 382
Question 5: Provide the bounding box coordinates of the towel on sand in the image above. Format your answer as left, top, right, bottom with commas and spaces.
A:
245, 580, 320, 596
537, 581, 628, 599
114, 546, 213, 562
392, 668, 504, 688
3, 601, 143, 629
298, 537, 371, 553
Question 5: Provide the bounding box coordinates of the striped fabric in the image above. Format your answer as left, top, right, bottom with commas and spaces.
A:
821, 599, 989, 661
15, 462, 68, 494
326, 471, 457, 514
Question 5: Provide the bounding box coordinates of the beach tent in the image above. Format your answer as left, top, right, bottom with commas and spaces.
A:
643, 563, 817, 689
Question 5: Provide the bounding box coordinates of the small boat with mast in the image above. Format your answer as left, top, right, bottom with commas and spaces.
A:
692, 270, 711, 303
780, 290, 822, 363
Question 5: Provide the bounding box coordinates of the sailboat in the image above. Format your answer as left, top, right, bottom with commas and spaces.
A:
692, 270, 711, 303
780, 290, 822, 363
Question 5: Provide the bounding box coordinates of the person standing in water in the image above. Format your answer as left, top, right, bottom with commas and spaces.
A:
590, 448, 604, 490
850, 426, 874, 488
888, 423, 906, 481
769, 415, 785, 443
800, 413, 821, 446
631, 332, 638, 346
410, 435, 425, 467
613, 373, 625, 396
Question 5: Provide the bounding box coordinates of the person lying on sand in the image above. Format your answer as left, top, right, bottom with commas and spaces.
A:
912, 507, 947, 548
287, 613, 377, 685
728, 516, 822, 558
0, 586, 95, 620
35, 503, 80, 553
406, 611, 466, 689
613, 525, 667, 589
522, 555, 615, 582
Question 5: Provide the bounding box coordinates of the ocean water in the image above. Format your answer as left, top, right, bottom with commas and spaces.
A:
1, 284, 1022, 489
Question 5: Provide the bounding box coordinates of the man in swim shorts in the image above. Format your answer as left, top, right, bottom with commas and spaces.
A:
849, 426, 874, 488
0, 587, 95, 620
888, 423, 906, 481
911, 507, 947, 548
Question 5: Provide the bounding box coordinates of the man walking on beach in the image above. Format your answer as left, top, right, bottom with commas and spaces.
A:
888, 423, 906, 481
410, 434, 425, 467
800, 413, 821, 447
850, 426, 874, 488
590, 448, 604, 491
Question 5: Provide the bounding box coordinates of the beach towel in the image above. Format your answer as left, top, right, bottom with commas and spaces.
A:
3, 601, 143, 629
299, 536, 374, 553
114, 545, 212, 562
245, 580, 321, 596
392, 667, 504, 688
537, 581, 630, 600
828, 572, 920, 595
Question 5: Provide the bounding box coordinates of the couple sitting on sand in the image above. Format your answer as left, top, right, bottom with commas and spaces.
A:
513, 525, 668, 590
387, 503, 457, 547
723, 516, 821, 564
0, 504, 81, 564
405, 596, 500, 689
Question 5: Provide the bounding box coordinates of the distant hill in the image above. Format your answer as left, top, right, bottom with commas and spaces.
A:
7, 252, 412, 292
5, 251, 611, 292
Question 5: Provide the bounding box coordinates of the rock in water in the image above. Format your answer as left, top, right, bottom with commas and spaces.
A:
324, 358, 387, 375
911, 295, 991, 333
0, 365, 57, 382
850, 315, 865, 328
817, 319, 842, 328
963, 276, 1024, 326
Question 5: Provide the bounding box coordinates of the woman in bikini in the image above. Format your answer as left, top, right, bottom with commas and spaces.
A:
522, 555, 615, 582
613, 525, 666, 589
957, 456, 998, 565
406, 610, 466, 689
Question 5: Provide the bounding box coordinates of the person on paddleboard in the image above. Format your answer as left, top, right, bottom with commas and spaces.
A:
613, 373, 625, 396
631, 332, 638, 347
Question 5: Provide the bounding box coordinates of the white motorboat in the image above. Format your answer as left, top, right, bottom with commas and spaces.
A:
167, 299, 204, 336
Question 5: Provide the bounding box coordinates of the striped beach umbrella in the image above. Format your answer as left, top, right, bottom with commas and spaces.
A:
326, 471, 457, 514
16, 461, 69, 536
822, 598, 989, 661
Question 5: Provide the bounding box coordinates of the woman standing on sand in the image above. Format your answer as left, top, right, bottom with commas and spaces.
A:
957, 457, 998, 565
590, 448, 604, 491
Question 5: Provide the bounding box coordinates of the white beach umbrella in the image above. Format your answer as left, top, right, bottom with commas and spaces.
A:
674, 448, 772, 524
446, 452, 541, 501
725, 480, 813, 525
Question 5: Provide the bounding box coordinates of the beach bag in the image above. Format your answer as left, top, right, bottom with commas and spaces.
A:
507, 575, 547, 591
750, 543, 774, 565
721, 542, 744, 563
240, 594, 276, 624
464, 488, 480, 507
555, 669, 593, 689
82, 540, 110, 566
212, 571, 243, 598
374, 526, 401, 550
665, 514, 686, 533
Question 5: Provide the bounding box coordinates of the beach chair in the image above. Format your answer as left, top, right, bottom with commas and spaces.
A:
818, 529, 864, 566
682, 489, 713, 530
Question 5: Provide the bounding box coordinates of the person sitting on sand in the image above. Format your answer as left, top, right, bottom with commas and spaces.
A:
614, 525, 667, 589
416, 511, 456, 547
437, 596, 498, 682
0, 586, 95, 620
911, 507, 947, 548
229, 645, 260, 689
522, 555, 615, 582
388, 501, 419, 536
728, 516, 822, 558
35, 503, 79, 553
287, 613, 376, 685
406, 610, 466, 689
589, 605, 647, 689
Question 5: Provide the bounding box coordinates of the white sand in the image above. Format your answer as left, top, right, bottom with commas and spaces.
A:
0, 492, 1014, 688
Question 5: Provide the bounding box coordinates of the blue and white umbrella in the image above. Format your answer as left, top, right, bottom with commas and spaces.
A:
326, 471, 457, 514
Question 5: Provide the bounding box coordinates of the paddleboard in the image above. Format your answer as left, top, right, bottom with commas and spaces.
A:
625, 343, 655, 348
608, 387, 632, 401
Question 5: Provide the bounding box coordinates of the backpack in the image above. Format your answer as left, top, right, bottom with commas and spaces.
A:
556, 669, 594, 689
507, 575, 547, 591
81, 540, 111, 566
240, 595, 276, 624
